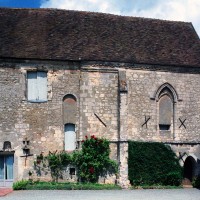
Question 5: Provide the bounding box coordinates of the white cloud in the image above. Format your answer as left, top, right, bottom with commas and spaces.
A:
41, 0, 200, 37
41, 0, 119, 14
128, 0, 200, 36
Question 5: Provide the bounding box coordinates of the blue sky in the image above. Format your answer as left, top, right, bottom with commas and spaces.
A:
0, 0, 41, 8
0, 0, 200, 37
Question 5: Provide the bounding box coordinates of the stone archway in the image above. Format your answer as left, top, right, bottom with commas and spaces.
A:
183, 156, 196, 185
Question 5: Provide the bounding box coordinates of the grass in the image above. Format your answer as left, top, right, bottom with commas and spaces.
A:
131, 185, 183, 189
13, 180, 183, 190
13, 180, 122, 190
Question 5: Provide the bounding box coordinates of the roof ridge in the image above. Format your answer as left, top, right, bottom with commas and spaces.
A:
0, 7, 192, 25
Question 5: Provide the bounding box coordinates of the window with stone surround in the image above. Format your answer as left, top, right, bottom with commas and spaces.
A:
159, 91, 173, 130
63, 94, 77, 151
158, 86, 175, 131
63, 94, 77, 125
27, 71, 47, 102
64, 123, 76, 151
154, 83, 178, 133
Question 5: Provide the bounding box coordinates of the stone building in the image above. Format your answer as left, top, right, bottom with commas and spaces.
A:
0, 8, 200, 187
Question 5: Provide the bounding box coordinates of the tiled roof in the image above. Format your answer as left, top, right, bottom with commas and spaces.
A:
0, 8, 200, 67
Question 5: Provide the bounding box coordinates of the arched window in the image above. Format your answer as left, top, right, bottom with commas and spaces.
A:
63, 94, 77, 151
63, 94, 76, 104
64, 123, 76, 151
3, 141, 11, 150
63, 94, 77, 125
156, 85, 176, 131
159, 90, 173, 130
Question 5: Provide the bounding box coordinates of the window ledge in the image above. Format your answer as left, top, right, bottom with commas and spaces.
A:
28, 100, 48, 103
159, 130, 171, 131
159, 130, 171, 134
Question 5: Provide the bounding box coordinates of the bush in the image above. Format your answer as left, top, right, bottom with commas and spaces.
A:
128, 141, 183, 186
192, 176, 200, 188
34, 151, 72, 182
162, 172, 183, 186
13, 181, 121, 190
132, 185, 182, 189
45, 151, 72, 181
73, 135, 117, 183
13, 180, 30, 190
34, 136, 117, 183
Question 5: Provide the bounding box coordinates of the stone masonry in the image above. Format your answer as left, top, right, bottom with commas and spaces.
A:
0, 8, 200, 188
0, 60, 200, 187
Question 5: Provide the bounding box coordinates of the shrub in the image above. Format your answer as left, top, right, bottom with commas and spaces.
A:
192, 176, 200, 188
13, 180, 30, 190
132, 185, 182, 189
34, 151, 72, 182
34, 136, 117, 183
46, 151, 71, 181
73, 135, 117, 183
14, 181, 121, 190
128, 141, 183, 186
162, 172, 183, 186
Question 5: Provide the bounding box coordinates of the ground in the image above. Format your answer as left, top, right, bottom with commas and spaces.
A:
2, 189, 200, 200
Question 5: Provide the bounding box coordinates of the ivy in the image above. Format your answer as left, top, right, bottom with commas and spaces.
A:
192, 176, 200, 188
128, 141, 183, 186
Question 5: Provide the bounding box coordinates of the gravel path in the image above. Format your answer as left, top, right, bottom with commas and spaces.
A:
2, 189, 200, 200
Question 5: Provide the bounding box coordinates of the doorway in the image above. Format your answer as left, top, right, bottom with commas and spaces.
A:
0, 155, 14, 187
184, 156, 196, 183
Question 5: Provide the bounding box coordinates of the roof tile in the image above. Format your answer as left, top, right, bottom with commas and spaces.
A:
0, 8, 200, 67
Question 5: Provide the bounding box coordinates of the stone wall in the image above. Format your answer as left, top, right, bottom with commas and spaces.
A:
0, 60, 200, 187
0, 61, 120, 183
122, 68, 200, 142
79, 68, 118, 141
0, 61, 81, 181
117, 66, 200, 187
170, 143, 200, 176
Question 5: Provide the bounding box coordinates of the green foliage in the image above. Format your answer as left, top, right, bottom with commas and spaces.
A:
128, 141, 183, 186
46, 151, 71, 181
73, 135, 117, 183
34, 136, 117, 183
13, 180, 30, 190
35, 151, 72, 182
13, 181, 121, 190
131, 185, 182, 189
192, 176, 200, 188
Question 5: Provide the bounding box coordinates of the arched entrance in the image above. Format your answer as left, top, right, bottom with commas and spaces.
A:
184, 156, 196, 183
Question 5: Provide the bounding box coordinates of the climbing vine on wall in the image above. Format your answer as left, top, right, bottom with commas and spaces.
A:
34, 136, 117, 183
34, 151, 72, 182
128, 141, 183, 186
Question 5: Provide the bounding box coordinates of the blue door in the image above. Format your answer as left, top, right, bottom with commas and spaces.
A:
0, 155, 14, 187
